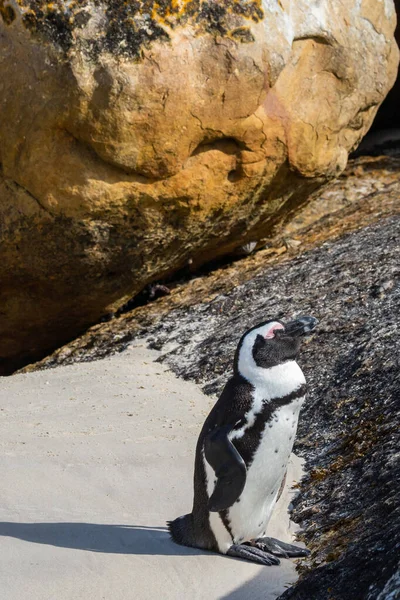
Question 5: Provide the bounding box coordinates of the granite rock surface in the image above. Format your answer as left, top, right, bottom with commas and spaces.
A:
0, 0, 398, 373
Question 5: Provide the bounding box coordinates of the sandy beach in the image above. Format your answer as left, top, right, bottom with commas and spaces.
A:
0, 345, 305, 600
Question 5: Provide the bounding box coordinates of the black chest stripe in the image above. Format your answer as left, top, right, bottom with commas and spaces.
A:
219, 509, 234, 541
233, 383, 307, 468
219, 383, 307, 536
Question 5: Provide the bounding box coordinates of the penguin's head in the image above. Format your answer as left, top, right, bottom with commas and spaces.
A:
234, 316, 317, 380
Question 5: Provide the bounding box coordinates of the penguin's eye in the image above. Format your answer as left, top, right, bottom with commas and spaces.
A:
265, 324, 285, 339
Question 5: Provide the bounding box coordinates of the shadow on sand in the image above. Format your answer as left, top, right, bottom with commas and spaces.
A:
0, 521, 297, 598
0, 521, 205, 556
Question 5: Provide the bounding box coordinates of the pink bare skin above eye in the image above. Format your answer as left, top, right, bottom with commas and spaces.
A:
265, 324, 285, 339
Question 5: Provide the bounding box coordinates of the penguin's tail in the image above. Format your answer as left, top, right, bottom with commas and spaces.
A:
167, 513, 197, 548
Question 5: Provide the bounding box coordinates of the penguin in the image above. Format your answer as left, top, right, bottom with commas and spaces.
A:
168, 315, 317, 565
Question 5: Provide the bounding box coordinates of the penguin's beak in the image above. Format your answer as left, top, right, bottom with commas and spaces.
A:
284, 316, 318, 337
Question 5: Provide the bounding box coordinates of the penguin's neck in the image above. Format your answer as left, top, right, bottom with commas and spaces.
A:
230, 361, 306, 443
238, 360, 306, 401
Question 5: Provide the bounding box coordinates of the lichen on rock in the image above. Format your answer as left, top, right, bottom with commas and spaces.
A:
13, 0, 264, 57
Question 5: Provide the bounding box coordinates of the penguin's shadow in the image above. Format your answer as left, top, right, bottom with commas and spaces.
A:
0, 522, 204, 556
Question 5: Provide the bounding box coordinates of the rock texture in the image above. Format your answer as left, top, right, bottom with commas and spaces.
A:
20, 154, 400, 372
0, 0, 398, 373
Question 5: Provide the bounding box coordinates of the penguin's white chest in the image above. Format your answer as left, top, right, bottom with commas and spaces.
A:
203, 397, 305, 553
227, 398, 304, 545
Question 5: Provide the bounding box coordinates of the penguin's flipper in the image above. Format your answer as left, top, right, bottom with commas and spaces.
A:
204, 424, 247, 512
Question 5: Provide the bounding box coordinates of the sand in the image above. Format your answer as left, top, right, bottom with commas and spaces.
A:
0, 345, 305, 600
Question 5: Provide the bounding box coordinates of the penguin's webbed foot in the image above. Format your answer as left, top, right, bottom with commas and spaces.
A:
253, 537, 310, 558
226, 543, 280, 566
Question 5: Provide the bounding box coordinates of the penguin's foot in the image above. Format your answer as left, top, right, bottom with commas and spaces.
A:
226, 543, 281, 566
253, 537, 310, 558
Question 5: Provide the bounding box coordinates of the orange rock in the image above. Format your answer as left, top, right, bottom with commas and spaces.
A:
0, 0, 398, 372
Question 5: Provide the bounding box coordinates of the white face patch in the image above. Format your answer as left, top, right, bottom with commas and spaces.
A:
231, 323, 306, 443
238, 322, 305, 395
238, 322, 281, 377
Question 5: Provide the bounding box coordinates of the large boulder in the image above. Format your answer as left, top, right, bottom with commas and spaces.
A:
0, 0, 398, 373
